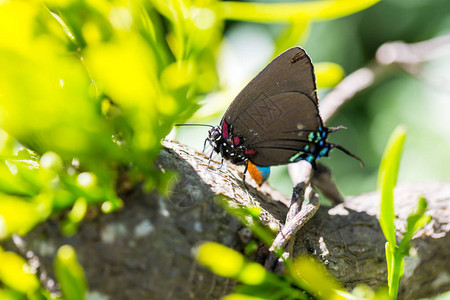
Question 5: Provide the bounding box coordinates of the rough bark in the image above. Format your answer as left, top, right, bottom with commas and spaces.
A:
3, 141, 449, 299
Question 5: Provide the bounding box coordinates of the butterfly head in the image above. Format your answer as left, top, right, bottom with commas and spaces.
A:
207, 126, 222, 150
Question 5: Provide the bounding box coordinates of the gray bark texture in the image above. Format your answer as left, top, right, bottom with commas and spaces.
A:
3, 141, 449, 299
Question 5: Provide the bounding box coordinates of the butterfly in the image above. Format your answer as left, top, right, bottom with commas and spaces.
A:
203, 47, 363, 186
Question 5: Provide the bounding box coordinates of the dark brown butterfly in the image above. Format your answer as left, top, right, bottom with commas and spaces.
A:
204, 47, 363, 185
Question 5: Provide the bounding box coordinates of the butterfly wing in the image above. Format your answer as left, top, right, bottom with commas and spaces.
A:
231, 92, 322, 166
223, 46, 318, 128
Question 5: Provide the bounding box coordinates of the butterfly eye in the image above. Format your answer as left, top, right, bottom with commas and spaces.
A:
209, 129, 221, 141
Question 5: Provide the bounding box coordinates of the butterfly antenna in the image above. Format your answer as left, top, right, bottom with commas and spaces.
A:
332, 144, 364, 167
175, 123, 214, 128
328, 125, 347, 132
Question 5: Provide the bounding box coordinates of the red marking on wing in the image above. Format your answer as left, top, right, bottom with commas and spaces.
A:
245, 149, 256, 155
233, 136, 240, 145
222, 121, 229, 139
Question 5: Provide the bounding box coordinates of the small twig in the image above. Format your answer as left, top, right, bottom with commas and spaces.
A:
376, 34, 450, 67
265, 186, 320, 270
270, 187, 319, 252
321, 34, 450, 123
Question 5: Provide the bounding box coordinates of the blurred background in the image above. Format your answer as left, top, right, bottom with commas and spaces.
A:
176, 0, 450, 198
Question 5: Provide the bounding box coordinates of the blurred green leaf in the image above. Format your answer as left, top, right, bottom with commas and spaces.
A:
274, 18, 311, 55
196, 242, 246, 279
0, 288, 25, 300
219, 0, 380, 23
0, 194, 50, 239
0, 247, 40, 294
237, 262, 267, 285
216, 196, 276, 246
196, 242, 275, 285
244, 240, 258, 255
290, 256, 345, 300
315, 62, 345, 88
54, 245, 87, 300
61, 197, 88, 236
222, 294, 267, 300
399, 196, 431, 251
196, 242, 307, 300
377, 125, 407, 246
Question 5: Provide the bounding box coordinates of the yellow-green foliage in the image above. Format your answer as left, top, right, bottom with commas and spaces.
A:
377, 126, 431, 299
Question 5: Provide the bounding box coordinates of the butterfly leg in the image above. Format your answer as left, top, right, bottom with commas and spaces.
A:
242, 160, 249, 190
207, 149, 214, 168
218, 158, 224, 169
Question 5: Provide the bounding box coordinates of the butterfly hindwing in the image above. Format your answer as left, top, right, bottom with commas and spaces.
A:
223, 47, 318, 128
228, 92, 322, 166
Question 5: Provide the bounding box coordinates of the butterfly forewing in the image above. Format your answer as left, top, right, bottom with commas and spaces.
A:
223, 47, 318, 128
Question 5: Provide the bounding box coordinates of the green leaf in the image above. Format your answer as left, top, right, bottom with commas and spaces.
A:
377, 125, 407, 246
0, 194, 49, 239
398, 196, 431, 251
385, 242, 394, 291
60, 197, 88, 236
274, 18, 311, 55
196, 242, 246, 278
195, 242, 270, 285
0, 288, 25, 300
222, 294, 267, 300
315, 62, 345, 88
54, 245, 87, 300
290, 256, 345, 300
219, 0, 380, 23
0, 247, 40, 294
216, 196, 276, 246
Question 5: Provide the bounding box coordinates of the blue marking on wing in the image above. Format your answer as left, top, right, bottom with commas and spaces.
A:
256, 166, 271, 182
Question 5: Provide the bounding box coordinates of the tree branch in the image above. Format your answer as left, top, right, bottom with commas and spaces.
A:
3, 142, 448, 299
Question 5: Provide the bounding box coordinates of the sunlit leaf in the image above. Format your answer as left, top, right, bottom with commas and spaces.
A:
61, 197, 88, 236
399, 196, 431, 251
0, 247, 40, 294
236, 262, 267, 285
377, 125, 407, 246
222, 294, 267, 300
219, 0, 380, 23
385, 242, 394, 289
0, 288, 24, 300
54, 245, 87, 300
315, 62, 345, 88
0, 195, 49, 239
291, 256, 344, 300
274, 18, 311, 57
196, 242, 246, 278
